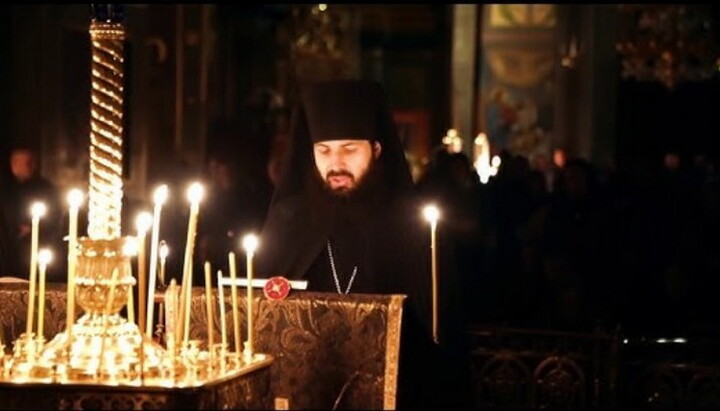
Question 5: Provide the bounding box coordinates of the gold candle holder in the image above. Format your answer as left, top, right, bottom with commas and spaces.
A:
30, 237, 166, 383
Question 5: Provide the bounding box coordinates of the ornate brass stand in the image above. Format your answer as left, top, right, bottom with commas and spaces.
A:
0, 6, 273, 408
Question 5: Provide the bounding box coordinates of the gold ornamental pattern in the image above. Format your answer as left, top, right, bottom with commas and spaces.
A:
88, 21, 125, 240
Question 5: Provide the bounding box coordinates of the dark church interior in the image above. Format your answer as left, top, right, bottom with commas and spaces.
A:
1, 4, 720, 409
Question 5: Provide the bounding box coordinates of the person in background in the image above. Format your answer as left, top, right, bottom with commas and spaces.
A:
1, 145, 62, 280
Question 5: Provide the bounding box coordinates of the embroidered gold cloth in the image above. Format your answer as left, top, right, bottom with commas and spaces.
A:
0, 283, 404, 409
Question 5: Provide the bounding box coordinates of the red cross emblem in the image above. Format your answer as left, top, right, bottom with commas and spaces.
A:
263, 276, 291, 301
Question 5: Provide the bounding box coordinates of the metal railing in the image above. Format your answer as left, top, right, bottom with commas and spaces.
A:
469, 325, 720, 409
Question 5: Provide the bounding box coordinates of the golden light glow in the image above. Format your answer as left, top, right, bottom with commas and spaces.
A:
153, 184, 169, 205
442, 129, 463, 154
135, 211, 153, 234
67, 188, 84, 209
31, 202, 47, 219
422, 205, 440, 224
158, 240, 169, 286
38, 249, 53, 267
242, 234, 259, 254
187, 182, 204, 204
159, 241, 169, 260
473, 133, 501, 184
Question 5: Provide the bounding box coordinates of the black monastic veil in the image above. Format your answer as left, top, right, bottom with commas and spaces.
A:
256, 79, 421, 292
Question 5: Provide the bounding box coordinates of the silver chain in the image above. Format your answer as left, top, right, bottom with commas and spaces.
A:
327, 240, 357, 294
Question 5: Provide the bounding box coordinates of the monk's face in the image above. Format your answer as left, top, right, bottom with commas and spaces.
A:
313, 139, 382, 195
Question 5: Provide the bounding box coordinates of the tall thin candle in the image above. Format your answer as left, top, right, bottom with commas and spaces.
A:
158, 241, 169, 286
217, 270, 227, 358
228, 252, 241, 354
178, 182, 204, 346
204, 261, 214, 353
423, 205, 440, 345
242, 234, 259, 357
145, 185, 168, 337
37, 249, 52, 339
135, 211, 152, 330
26, 202, 46, 336
182, 265, 193, 347
123, 238, 138, 325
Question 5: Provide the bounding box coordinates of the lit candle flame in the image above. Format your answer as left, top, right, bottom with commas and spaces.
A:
422, 205, 440, 225
242, 234, 259, 254
153, 184, 169, 205
159, 242, 169, 260
38, 249, 53, 267
187, 182, 204, 205
135, 211, 152, 234
158, 240, 169, 286
31, 202, 47, 219
67, 189, 84, 209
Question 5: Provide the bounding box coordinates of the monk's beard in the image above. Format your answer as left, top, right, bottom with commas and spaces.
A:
319, 158, 382, 202
324, 169, 357, 196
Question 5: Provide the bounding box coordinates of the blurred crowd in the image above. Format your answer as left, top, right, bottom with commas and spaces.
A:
417, 147, 720, 337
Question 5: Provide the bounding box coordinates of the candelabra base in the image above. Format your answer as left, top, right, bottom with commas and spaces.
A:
25, 313, 168, 385
1, 313, 274, 390
0, 355, 274, 409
